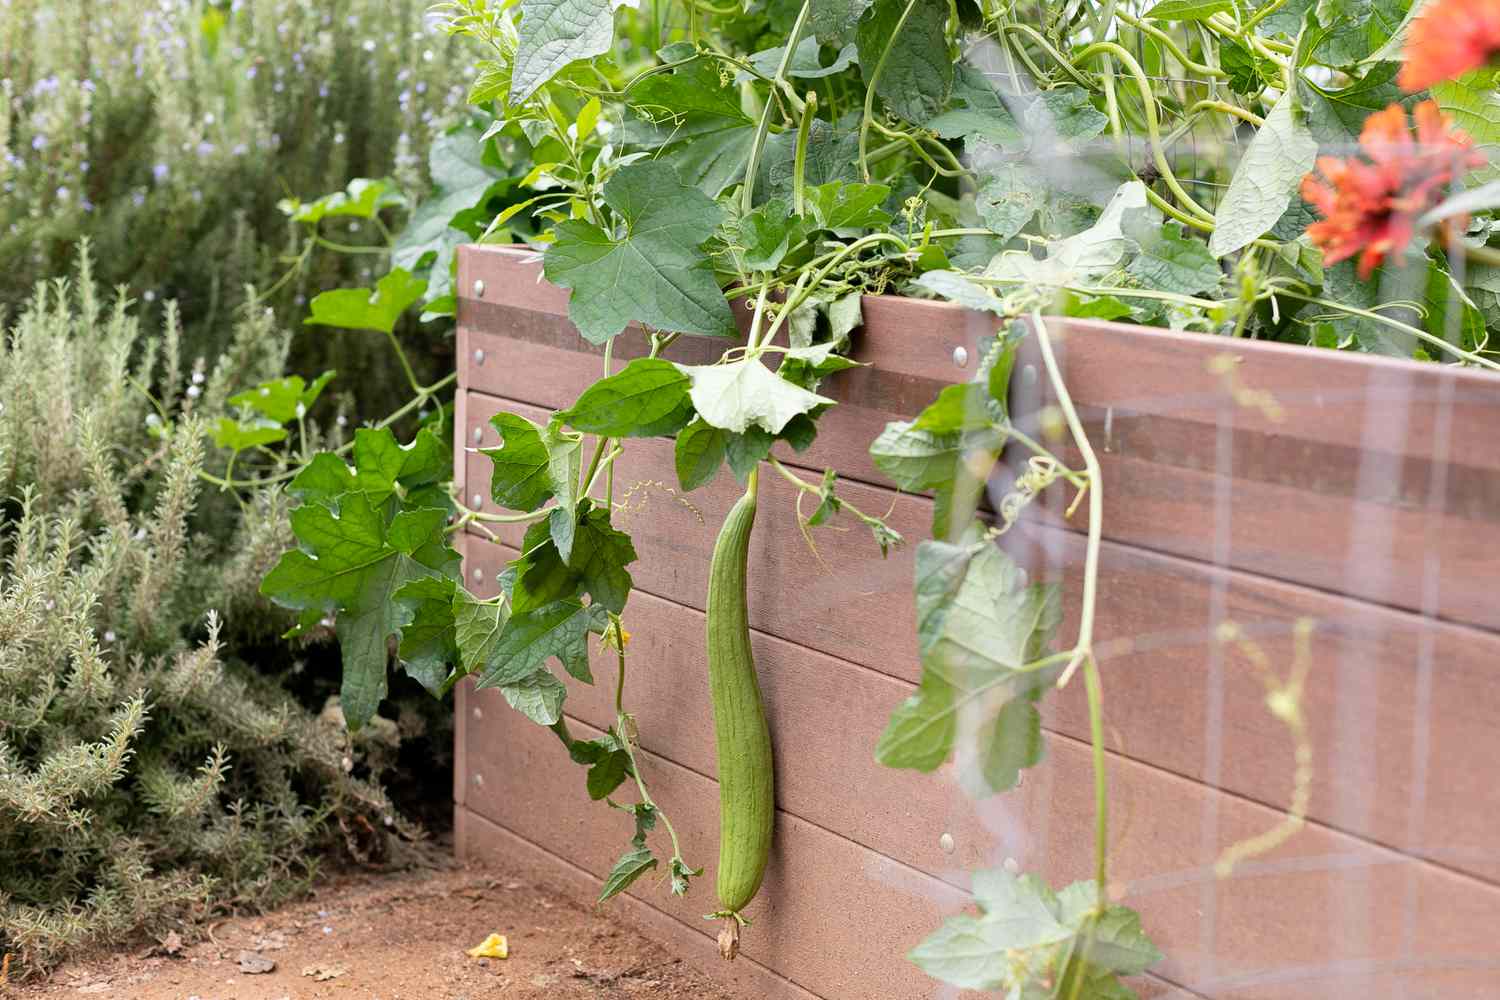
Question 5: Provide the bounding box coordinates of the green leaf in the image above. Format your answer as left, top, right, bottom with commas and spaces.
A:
289, 453, 356, 505
869, 420, 964, 491
911, 382, 1003, 435
737, 197, 805, 270
351, 426, 451, 508
513, 541, 583, 619
262, 496, 458, 729
499, 668, 568, 725
913, 270, 1003, 313
724, 427, 775, 483
209, 417, 286, 452
1026, 86, 1108, 142
598, 840, 657, 902
1144, 0, 1232, 20
877, 537, 1060, 783
281, 178, 404, 223
674, 417, 728, 490
960, 689, 1044, 796
454, 591, 510, 682
394, 576, 459, 694
925, 64, 1023, 146
856, 0, 954, 123
1435, 74, 1500, 185
584, 740, 632, 800
565, 503, 637, 614
747, 37, 858, 78
1221, 39, 1275, 95
228, 371, 336, 424
510, 0, 615, 104
305, 268, 427, 335
1077, 906, 1165, 976
482, 412, 556, 513
541, 420, 582, 517
810, 0, 873, 44
544, 162, 735, 344
478, 598, 606, 688
625, 55, 755, 197
677, 359, 834, 434
1297, 62, 1404, 149
976, 165, 1043, 241
909, 873, 1071, 991
1209, 90, 1318, 257
805, 181, 894, 232
756, 117, 862, 203
875, 673, 957, 770
1126, 220, 1224, 296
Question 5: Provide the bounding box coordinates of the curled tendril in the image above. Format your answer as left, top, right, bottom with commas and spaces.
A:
996, 455, 1064, 534
1213, 618, 1317, 877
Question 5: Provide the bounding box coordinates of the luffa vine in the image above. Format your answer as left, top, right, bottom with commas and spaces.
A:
244, 0, 1500, 993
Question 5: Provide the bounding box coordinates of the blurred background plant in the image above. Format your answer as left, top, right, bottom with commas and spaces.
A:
0, 0, 474, 413
0, 251, 444, 977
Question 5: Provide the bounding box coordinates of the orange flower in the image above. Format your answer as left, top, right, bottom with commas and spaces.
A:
1399, 0, 1500, 92
1300, 101, 1486, 278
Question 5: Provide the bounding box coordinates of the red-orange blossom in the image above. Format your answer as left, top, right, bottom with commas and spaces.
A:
1300, 101, 1485, 277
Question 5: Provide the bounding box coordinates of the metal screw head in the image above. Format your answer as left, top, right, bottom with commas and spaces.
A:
473, 772, 485, 787
471, 426, 483, 444
473, 279, 486, 298
472, 567, 484, 583
473, 348, 486, 365
471, 493, 484, 508
952, 345, 969, 369
472, 706, 483, 720
1021, 363, 1039, 386
939, 833, 956, 854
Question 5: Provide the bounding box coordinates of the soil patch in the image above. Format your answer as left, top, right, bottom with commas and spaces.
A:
8, 858, 743, 1000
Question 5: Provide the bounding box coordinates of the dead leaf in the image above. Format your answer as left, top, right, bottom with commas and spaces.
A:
239, 951, 276, 975
466, 933, 509, 959
302, 963, 349, 981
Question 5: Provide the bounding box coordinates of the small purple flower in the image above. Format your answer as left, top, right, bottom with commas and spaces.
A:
153, 162, 169, 182
31, 134, 47, 151
196, 141, 215, 157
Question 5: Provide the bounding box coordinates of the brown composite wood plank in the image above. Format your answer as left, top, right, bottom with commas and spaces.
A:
458, 679, 1500, 999
461, 390, 1500, 885
455, 244, 1500, 630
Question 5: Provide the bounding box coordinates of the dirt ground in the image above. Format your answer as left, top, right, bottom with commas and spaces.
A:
7, 855, 744, 1000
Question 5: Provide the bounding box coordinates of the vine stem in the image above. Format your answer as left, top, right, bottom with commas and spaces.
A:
1030, 311, 1100, 690
858, 0, 920, 182
1272, 287, 1500, 371
196, 372, 457, 490
741, 0, 810, 214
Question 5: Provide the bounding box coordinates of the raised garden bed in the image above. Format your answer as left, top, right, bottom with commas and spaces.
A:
452, 243, 1500, 1000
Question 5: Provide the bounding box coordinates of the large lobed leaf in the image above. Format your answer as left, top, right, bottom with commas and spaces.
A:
544, 161, 736, 343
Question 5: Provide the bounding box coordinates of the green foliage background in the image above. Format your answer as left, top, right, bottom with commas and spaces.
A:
0, 0, 472, 412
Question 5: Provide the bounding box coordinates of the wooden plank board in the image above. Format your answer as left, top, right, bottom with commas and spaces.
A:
461, 391, 1500, 885
456, 244, 1500, 631
458, 681, 1500, 999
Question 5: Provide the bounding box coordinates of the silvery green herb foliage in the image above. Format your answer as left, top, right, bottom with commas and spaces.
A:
0, 256, 412, 978
264, 0, 1496, 987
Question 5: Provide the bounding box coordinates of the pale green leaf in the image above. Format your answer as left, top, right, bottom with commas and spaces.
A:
1210, 90, 1318, 257
305, 268, 428, 334
677, 359, 834, 434
510, 0, 615, 105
